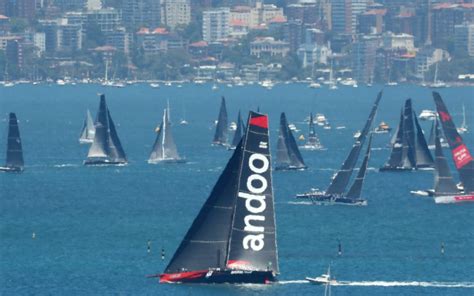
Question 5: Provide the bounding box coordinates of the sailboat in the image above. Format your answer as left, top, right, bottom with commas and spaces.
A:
0, 113, 24, 172
275, 112, 307, 170
79, 109, 96, 144
229, 110, 245, 150
432, 92, 474, 203
84, 94, 127, 165
300, 112, 323, 150
380, 99, 434, 171
212, 96, 229, 147
158, 111, 279, 284
296, 91, 382, 205
456, 104, 468, 134
148, 108, 185, 164
430, 62, 447, 88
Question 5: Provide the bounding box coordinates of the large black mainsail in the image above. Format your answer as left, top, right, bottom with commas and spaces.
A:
161, 111, 278, 284
275, 112, 306, 170
326, 91, 381, 195
79, 109, 95, 144
85, 94, 127, 165
384, 110, 404, 168
212, 96, 228, 146
433, 92, 474, 194
413, 112, 434, 168
230, 110, 245, 149
0, 113, 24, 172
148, 108, 184, 163
433, 119, 459, 197
346, 134, 373, 200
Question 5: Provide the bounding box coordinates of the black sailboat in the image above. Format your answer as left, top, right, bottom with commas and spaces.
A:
296, 91, 382, 205
380, 99, 433, 171
84, 94, 127, 165
432, 92, 474, 203
300, 112, 323, 150
229, 110, 245, 150
212, 96, 228, 147
275, 112, 306, 170
159, 111, 279, 284
0, 113, 24, 172
413, 111, 434, 169
148, 108, 185, 164
79, 109, 95, 144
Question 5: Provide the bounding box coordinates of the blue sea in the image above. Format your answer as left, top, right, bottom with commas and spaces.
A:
1, 83, 473, 295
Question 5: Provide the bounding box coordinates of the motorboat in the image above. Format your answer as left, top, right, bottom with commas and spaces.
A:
419, 110, 437, 121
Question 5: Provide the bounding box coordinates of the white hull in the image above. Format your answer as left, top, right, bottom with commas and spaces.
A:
434, 194, 474, 204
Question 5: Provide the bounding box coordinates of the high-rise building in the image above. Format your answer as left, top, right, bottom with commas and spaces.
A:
432, 3, 474, 48
455, 22, 474, 56
122, 0, 161, 30
202, 8, 230, 42
86, 8, 120, 33
331, 0, 352, 34
352, 35, 378, 83
160, 0, 191, 30
4, 0, 35, 20
58, 24, 82, 51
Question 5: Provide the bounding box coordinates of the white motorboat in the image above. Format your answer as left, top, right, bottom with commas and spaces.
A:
419, 109, 437, 121
306, 266, 337, 285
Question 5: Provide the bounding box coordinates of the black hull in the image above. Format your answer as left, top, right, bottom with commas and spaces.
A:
296, 193, 366, 205
0, 166, 23, 172
148, 159, 186, 164
160, 269, 276, 284
275, 165, 307, 171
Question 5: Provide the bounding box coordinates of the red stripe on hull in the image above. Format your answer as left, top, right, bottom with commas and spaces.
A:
454, 195, 474, 202
159, 270, 208, 283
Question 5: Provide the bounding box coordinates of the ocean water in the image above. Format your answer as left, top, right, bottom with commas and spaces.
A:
0, 83, 473, 295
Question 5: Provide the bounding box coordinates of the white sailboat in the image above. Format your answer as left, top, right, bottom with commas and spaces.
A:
430, 62, 447, 88
457, 104, 468, 134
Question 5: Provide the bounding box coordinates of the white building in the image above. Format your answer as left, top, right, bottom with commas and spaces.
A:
414, 47, 450, 78
203, 8, 230, 42
33, 32, 46, 56
383, 32, 415, 51
297, 43, 331, 67
160, 0, 191, 30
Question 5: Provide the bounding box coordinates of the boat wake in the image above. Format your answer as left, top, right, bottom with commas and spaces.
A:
277, 280, 474, 288
286, 201, 314, 205
53, 164, 80, 168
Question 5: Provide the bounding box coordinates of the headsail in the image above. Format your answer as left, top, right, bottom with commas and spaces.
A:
275, 112, 306, 170
433, 119, 459, 196
107, 110, 127, 163
79, 109, 95, 143
432, 92, 474, 193
413, 112, 434, 168
306, 112, 322, 148
384, 109, 404, 167
401, 99, 416, 168
230, 110, 244, 149
326, 91, 381, 195
4, 113, 24, 169
149, 108, 182, 162
213, 96, 228, 146
346, 133, 372, 199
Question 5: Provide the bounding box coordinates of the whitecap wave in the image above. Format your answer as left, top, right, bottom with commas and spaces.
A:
277, 280, 474, 288
53, 164, 80, 168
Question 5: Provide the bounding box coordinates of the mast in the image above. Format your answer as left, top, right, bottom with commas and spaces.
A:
433, 119, 459, 196
276, 112, 306, 169
413, 112, 434, 168
213, 96, 228, 146
326, 91, 382, 195
4, 113, 24, 169
346, 133, 372, 199
307, 112, 321, 147
432, 92, 474, 194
